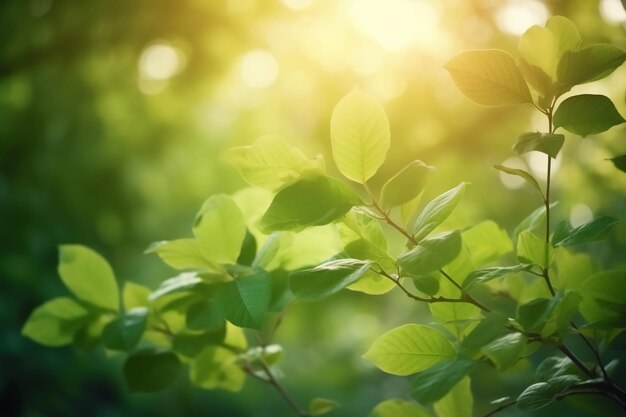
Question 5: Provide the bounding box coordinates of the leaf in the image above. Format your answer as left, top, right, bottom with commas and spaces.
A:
309, 398, 340, 416
237, 230, 257, 266
412, 275, 440, 296
222, 135, 325, 190
58, 245, 119, 311
259, 175, 362, 233
241, 344, 284, 365
380, 160, 434, 210
214, 268, 271, 329
483, 333, 527, 370
461, 312, 508, 352
412, 359, 475, 404
189, 346, 245, 392
558, 44, 626, 88
102, 307, 148, 352
173, 327, 227, 357
514, 203, 558, 238
517, 375, 581, 411
463, 264, 533, 291
398, 231, 462, 276
445, 49, 532, 106
433, 377, 473, 417
553, 94, 625, 137
513, 132, 565, 159
369, 399, 432, 417
149, 272, 206, 301
186, 299, 225, 331
330, 88, 390, 183
363, 324, 456, 376
193, 194, 246, 265
22, 297, 91, 347
552, 216, 618, 247
517, 230, 551, 267
517, 296, 560, 332
123, 350, 181, 393
535, 356, 576, 381
493, 165, 540, 191
145, 239, 214, 271
462, 220, 513, 266
123, 282, 151, 310
290, 259, 371, 301
412, 183, 466, 242
610, 154, 626, 173
344, 239, 396, 295
581, 270, 626, 305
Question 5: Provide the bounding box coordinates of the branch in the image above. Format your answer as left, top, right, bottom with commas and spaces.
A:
483, 400, 516, 417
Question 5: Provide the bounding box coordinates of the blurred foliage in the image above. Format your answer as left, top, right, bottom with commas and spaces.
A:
1, 0, 625, 416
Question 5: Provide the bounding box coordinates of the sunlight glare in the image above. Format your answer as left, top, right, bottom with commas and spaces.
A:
282, 0, 313, 10
527, 152, 561, 179
600, 0, 626, 24
239, 49, 280, 89
570, 204, 593, 228
347, 0, 440, 51
495, 0, 549, 36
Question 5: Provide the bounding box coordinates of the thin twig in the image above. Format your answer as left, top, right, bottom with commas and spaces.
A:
483, 400, 517, 417
257, 360, 310, 417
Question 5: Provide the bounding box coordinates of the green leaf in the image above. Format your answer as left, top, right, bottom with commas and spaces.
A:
517, 375, 581, 411
553, 95, 625, 137
173, 326, 227, 357
412, 275, 440, 296
484, 333, 527, 370
145, 239, 214, 271
22, 297, 91, 347
412, 359, 475, 404
558, 44, 626, 88
189, 346, 245, 392
309, 398, 340, 416
493, 165, 540, 191
535, 356, 576, 381
553, 216, 618, 247
149, 272, 207, 301
462, 220, 513, 266
380, 160, 434, 210
123, 282, 151, 310
413, 183, 466, 242
463, 264, 533, 291
330, 88, 390, 183
186, 299, 225, 331
344, 238, 395, 295
214, 268, 271, 329
369, 399, 431, 417
517, 296, 560, 332
514, 203, 558, 238
58, 245, 119, 311
290, 258, 371, 301
461, 312, 508, 352
433, 377, 473, 417
445, 49, 532, 106
102, 307, 148, 351
237, 230, 257, 266
123, 350, 181, 393
513, 132, 565, 159
259, 175, 362, 233
517, 230, 551, 267
363, 324, 456, 376
193, 194, 246, 265
610, 154, 626, 173
222, 135, 325, 190
581, 270, 626, 305
398, 231, 462, 276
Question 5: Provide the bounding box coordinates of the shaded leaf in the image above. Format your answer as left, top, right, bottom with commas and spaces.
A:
517, 375, 581, 411
214, 268, 271, 329
581, 270, 626, 305
380, 160, 434, 210
609, 154, 626, 173
102, 307, 148, 351
433, 377, 473, 417
513, 132, 565, 159
494, 165, 540, 191
186, 299, 225, 331
535, 356, 576, 381
558, 44, 626, 87
553, 216, 618, 247
463, 264, 533, 291
412, 359, 475, 404
484, 333, 527, 370
190, 346, 245, 392
461, 312, 508, 352
554, 94, 625, 137
517, 230, 552, 267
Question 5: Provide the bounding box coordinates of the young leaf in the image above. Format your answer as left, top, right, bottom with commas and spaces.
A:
58, 245, 120, 312
493, 165, 540, 191
369, 399, 431, 417
290, 258, 371, 301
222, 135, 325, 190
413, 183, 466, 242
102, 307, 149, 351
149, 272, 207, 301
517, 230, 551, 267
463, 264, 533, 291
123, 350, 181, 393
514, 203, 558, 238
363, 324, 456, 376
259, 175, 362, 233
484, 333, 527, 370
553, 95, 625, 137
552, 216, 618, 247
145, 239, 215, 271
189, 346, 245, 392
433, 377, 473, 417
214, 269, 271, 329
193, 194, 246, 265
517, 375, 581, 411
557, 44, 626, 88
445, 50, 532, 106
330, 89, 390, 183
513, 132, 565, 159
380, 160, 434, 210
398, 230, 462, 276
609, 154, 626, 173
462, 220, 514, 266
309, 398, 340, 416
461, 312, 508, 352
412, 359, 475, 404
22, 297, 91, 347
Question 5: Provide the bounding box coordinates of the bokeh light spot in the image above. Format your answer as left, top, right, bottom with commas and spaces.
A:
570, 204, 593, 228
600, 0, 626, 25
139, 42, 184, 81
239, 49, 280, 89
495, 0, 549, 36
527, 152, 561, 179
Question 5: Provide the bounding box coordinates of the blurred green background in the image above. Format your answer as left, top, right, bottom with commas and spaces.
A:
2, 0, 626, 416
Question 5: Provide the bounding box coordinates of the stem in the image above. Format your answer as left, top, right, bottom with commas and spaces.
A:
558, 344, 595, 379
257, 360, 310, 417
483, 400, 517, 417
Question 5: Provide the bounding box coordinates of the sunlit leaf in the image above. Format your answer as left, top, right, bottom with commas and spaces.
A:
493, 165, 540, 191
433, 377, 473, 417
22, 297, 91, 347
58, 245, 119, 312
309, 398, 340, 416
462, 220, 513, 266
123, 282, 151, 310
145, 239, 215, 271
463, 264, 533, 292
513, 132, 565, 159
290, 258, 371, 301
552, 216, 618, 247
398, 230, 462, 276
517, 230, 551, 267
259, 175, 362, 233
413, 183, 466, 242
149, 272, 207, 301
190, 346, 245, 392
553, 94, 625, 137
445, 50, 532, 106
380, 160, 434, 210
330, 89, 390, 183
369, 399, 431, 417
223, 135, 325, 190
363, 324, 456, 376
